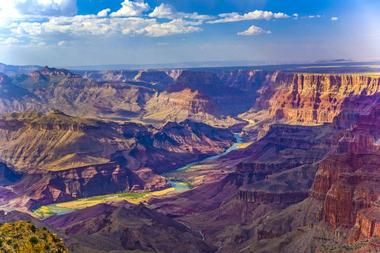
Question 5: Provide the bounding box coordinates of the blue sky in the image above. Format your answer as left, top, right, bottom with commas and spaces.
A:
0, 0, 379, 67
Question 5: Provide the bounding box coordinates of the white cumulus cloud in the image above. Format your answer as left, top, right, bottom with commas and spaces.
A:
110, 0, 149, 17
141, 19, 202, 37
238, 25, 271, 36
149, 3, 212, 21
0, 0, 76, 17
209, 10, 289, 24
97, 8, 111, 17
331, 16, 339, 21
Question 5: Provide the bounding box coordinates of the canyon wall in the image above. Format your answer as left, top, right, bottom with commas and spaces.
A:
264, 72, 380, 125
309, 95, 380, 248
236, 123, 340, 206
14, 162, 154, 210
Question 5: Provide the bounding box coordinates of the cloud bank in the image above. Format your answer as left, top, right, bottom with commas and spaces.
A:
0, 0, 326, 46
0, 0, 76, 17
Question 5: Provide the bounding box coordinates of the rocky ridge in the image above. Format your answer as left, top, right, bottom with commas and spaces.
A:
45, 202, 216, 253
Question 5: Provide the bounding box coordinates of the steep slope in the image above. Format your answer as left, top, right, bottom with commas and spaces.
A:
1, 67, 157, 119
236, 123, 339, 206
44, 79, 155, 119
127, 119, 235, 174
143, 88, 216, 123
31, 68, 155, 119
7, 162, 146, 211
0, 73, 43, 114
46, 202, 216, 253
0, 110, 120, 171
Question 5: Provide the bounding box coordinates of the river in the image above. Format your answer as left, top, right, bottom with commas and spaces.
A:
164, 133, 243, 191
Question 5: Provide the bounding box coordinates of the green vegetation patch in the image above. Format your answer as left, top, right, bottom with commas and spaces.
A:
33, 188, 175, 219
0, 220, 68, 253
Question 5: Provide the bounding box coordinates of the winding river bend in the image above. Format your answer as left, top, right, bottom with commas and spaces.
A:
164, 133, 243, 191
33, 133, 245, 218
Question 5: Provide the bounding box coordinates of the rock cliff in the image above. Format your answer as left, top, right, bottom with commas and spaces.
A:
236, 123, 339, 206
13, 162, 149, 210
265, 72, 380, 125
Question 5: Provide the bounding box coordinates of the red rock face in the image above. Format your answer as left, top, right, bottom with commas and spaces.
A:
144, 88, 216, 121
333, 94, 380, 128
349, 207, 380, 243
311, 96, 380, 242
134, 167, 169, 191
265, 73, 380, 125
235, 123, 339, 206
312, 157, 380, 230
14, 162, 149, 210
164, 70, 264, 116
